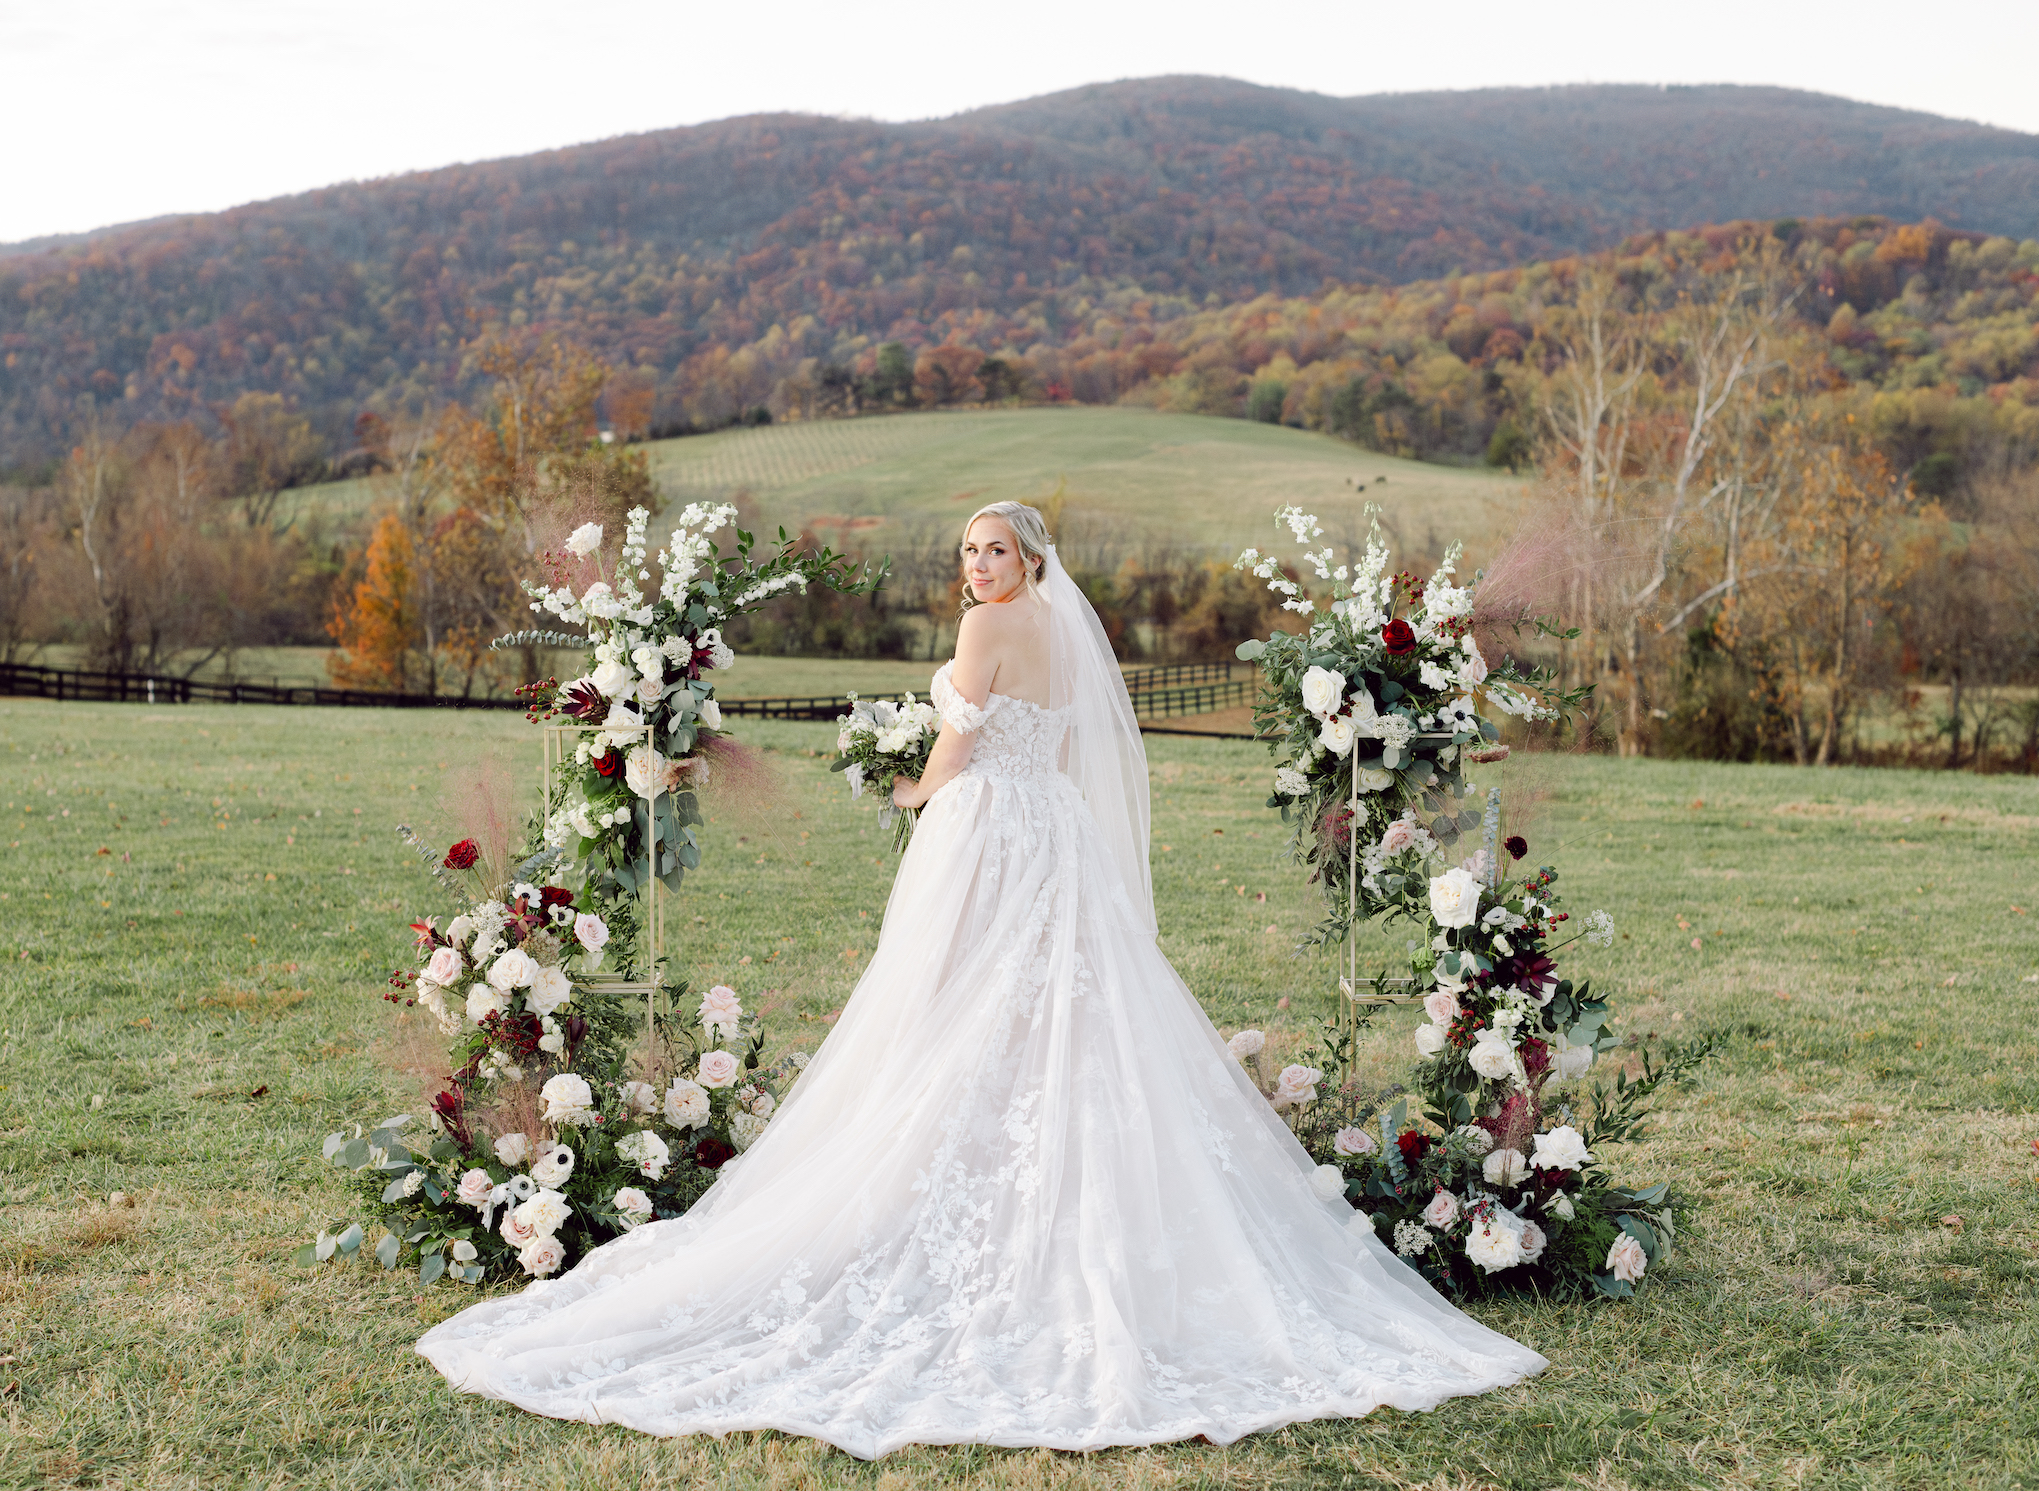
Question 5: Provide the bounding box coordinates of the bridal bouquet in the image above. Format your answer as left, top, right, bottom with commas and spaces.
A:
1234, 831, 1716, 1301
831, 691, 939, 851
301, 831, 808, 1284
1233, 506, 1583, 938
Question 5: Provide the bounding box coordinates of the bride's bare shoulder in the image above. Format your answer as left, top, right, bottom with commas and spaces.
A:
957, 598, 1045, 641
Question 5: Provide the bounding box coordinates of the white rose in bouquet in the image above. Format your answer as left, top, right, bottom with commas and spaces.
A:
1317, 714, 1358, 757
1427, 867, 1484, 929
1273, 1064, 1322, 1107
446, 915, 475, 947
514, 1188, 573, 1237
1227, 1029, 1265, 1059
487, 948, 539, 992
698, 985, 743, 1038
663, 1077, 711, 1129
1333, 1126, 1378, 1157
730, 1111, 769, 1152
699, 698, 722, 730
591, 659, 635, 698
465, 987, 508, 1026
1531, 1125, 1593, 1172
696, 1051, 740, 1089
529, 1144, 577, 1189
1357, 766, 1396, 793
424, 946, 464, 986
493, 1131, 530, 1167
1483, 1148, 1529, 1187
1422, 988, 1460, 1025
1421, 1191, 1460, 1230
500, 1210, 539, 1248
1465, 1207, 1527, 1273
1309, 1164, 1347, 1201
574, 913, 609, 951
1550, 1030, 1596, 1081
518, 1235, 567, 1278
1547, 1192, 1576, 1221
1468, 1031, 1518, 1080
613, 1187, 655, 1228
750, 1091, 776, 1117
1299, 666, 1346, 722
539, 1073, 598, 1127
1413, 1022, 1447, 1058
565, 522, 604, 557
615, 1129, 670, 1180
616, 1080, 657, 1116
527, 964, 574, 1019
455, 1168, 496, 1207
1348, 1210, 1377, 1235
1378, 817, 1420, 856
1607, 1232, 1648, 1283
1518, 1219, 1548, 1263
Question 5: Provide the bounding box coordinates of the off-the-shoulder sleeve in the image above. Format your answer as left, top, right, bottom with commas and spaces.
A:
931, 665, 991, 734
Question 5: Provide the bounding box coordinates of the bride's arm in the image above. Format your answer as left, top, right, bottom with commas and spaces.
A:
892, 609, 999, 810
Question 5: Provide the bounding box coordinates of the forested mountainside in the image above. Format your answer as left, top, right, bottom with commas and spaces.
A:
5, 77, 2039, 466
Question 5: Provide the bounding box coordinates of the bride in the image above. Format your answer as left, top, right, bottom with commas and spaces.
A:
417, 501, 1545, 1456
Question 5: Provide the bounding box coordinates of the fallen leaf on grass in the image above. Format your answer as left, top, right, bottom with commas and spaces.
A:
1939, 1214, 1965, 1234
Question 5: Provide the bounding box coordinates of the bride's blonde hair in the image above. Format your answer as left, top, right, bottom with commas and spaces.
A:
958, 501, 1052, 612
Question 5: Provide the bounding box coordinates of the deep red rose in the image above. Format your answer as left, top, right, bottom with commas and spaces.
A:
1504, 835, 1528, 860
592, 750, 624, 779
442, 839, 480, 870
539, 886, 574, 910
693, 1136, 736, 1170
1396, 1130, 1431, 1163
1381, 618, 1417, 655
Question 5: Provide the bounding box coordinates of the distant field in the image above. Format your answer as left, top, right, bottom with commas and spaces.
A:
274, 408, 1525, 559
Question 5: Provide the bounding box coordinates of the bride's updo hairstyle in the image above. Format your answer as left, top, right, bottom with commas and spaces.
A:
958, 501, 1052, 611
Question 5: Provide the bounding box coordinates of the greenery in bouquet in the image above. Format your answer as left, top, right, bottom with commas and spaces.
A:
831, 691, 939, 851
1227, 832, 1717, 1302
1233, 506, 1585, 941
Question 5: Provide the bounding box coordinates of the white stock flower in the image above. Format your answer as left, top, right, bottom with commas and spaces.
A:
1310, 1164, 1347, 1201
1428, 867, 1484, 929
527, 964, 573, 1018
663, 1077, 711, 1129
1483, 1148, 1529, 1187
1607, 1232, 1648, 1283
564, 523, 604, 557
512, 1187, 572, 1238
1458, 636, 1489, 687
1227, 1029, 1265, 1059
1419, 660, 1452, 691
528, 1144, 576, 1189
1333, 1126, 1378, 1157
1531, 1125, 1593, 1172
493, 1131, 530, 1167
538, 1073, 598, 1127
1299, 666, 1346, 722
1414, 1022, 1448, 1058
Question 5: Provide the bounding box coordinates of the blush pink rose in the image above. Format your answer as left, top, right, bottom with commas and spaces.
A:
455, 1168, 495, 1207
696, 1051, 740, 1089
424, 946, 464, 986
698, 985, 743, 1033
1379, 818, 1418, 856
1421, 1190, 1461, 1230
517, 1235, 566, 1278
500, 1211, 538, 1248
1518, 1220, 1548, 1263
573, 912, 609, 951
1423, 988, 1460, 1025
1608, 1232, 1648, 1283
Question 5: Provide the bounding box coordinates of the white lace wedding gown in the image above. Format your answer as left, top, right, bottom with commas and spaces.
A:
417, 662, 1545, 1456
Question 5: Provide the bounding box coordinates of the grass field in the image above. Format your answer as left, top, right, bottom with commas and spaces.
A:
2, 698, 2037, 1489
275, 407, 1523, 558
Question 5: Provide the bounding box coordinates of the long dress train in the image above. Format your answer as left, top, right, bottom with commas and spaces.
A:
416, 662, 1545, 1457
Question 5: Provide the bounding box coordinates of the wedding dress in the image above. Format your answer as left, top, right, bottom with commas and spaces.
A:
417, 550, 1545, 1457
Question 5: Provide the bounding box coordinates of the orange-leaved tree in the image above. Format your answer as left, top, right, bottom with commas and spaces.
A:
327, 510, 424, 690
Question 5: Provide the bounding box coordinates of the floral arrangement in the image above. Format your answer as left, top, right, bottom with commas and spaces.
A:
301, 833, 806, 1284
1228, 829, 1716, 1301
1233, 506, 1582, 939
830, 691, 940, 851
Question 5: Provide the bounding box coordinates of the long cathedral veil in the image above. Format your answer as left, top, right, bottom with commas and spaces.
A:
1042, 545, 1156, 936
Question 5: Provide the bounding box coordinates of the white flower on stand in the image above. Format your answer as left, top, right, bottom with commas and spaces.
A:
615, 1129, 670, 1180
487, 948, 539, 992
1299, 666, 1346, 722
565, 523, 604, 557
699, 698, 722, 730
1309, 1164, 1347, 1201
527, 965, 574, 1019
465, 987, 508, 1026
1549, 1029, 1596, 1081
1317, 714, 1358, 757
538, 1073, 598, 1127
1530, 1125, 1593, 1172
1468, 1030, 1518, 1081
1427, 867, 1484, 929
591, 658, 635, 698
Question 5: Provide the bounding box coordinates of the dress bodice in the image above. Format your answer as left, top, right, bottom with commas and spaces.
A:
930, 661, 1069, 780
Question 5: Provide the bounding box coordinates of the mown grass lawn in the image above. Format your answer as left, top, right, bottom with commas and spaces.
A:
2, 698, 2036, 1490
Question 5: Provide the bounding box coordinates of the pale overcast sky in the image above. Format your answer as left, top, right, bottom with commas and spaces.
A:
1, 0, 2031, 244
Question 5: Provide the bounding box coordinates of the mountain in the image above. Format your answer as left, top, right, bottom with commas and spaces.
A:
4, 77, 2037, 468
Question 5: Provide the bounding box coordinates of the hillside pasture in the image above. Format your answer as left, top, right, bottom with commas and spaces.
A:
0, 698, 2035, 1489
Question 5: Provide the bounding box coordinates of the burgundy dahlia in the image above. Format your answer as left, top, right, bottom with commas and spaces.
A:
693, 1137, 737, 1170
1504, 835, 1528, 860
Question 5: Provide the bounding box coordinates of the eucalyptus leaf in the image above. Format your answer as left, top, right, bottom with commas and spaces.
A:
1236, 638, 1266, 661
314, 1231, 337, 1262
380, 1172, 418, 1203
337, 1137, 369, 1169
293, 1242, 319, 1268
418, 1252, 447, 1286
375, 1234, 402, 1269
336, 1222, 364, 1257
320, 1132, 346, 1161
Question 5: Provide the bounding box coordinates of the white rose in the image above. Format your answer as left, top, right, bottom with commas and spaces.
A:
1468, 1034, 1517, 1080
493, 1131, 530, 1167
695, 697, 721, 730
517, 1234, 567, 1278
538, 1074, 597, 1128
591, 659, 635, 698
1531, 1125, 1593, 1172
1274, 1064, 1322, 1106
625, 743, 671, 799
616, 1081, 657, 1116
663, 1077, 711, 1129
1333, 1126, 1378, 1157
573, 913, 609, 951
424, 946, 464, 986
1427, 867, 1484, 929
525, 964, 573, 1019
696, 1051, 740, 1089
1414, 1022, 1447, 1058
750, 1091, 776, 1118
1466, 1210, 1527, 1273
445, 915, 475, 947
1317, 714, 1358, 758
465, 986, 508, 1026
1357, 766, 1395, 793
513, 1187, 572, 1237
1227, 1029, 1265, 1059
1421, 1190, 1460, 1229
1483, 1148, 1529, 1187
564, 522, 604, 557
1518, 1220, 1547, 1262
1347, 1209, 1377, 1236
454, 1168, 495, 1207
528, 1145, 576, 1189
487, 948, 539, 992
1551, 1031, 1596, 1081
613, 1187, 654, 1226
698, 985, 743, 1037
1310, 1164, 1347, 1201
1422, 988, 1460, 1025
1547, 1192, 1576, 1221
1607, 1232, 1648, 1283
1299, 665, 1346, 722
499, 1210, 538, 1248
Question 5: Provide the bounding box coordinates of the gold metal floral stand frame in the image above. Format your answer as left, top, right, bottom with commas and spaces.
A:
1337, 754, 1417, 1077
542, 723, 666, 1035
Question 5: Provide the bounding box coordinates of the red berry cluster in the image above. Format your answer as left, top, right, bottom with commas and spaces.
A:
1446, 1008, 1485, 1050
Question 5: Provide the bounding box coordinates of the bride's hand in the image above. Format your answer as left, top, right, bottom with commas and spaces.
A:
891, 775, 923, 810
